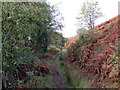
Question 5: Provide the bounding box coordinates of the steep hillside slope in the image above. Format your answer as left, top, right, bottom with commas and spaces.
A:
65, 35, 79, 48
65, 15, 120, 88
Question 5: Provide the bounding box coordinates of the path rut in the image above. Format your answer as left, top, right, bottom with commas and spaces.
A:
49, 54, 63, 88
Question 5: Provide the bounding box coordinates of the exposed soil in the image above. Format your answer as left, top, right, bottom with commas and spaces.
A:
49, 66, 63, 88
48, 54, 63, 88
47, 53, 99, 88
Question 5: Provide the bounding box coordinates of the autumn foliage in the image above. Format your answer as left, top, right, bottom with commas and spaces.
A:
65, 36, 79, 48
65, 15, 120, 88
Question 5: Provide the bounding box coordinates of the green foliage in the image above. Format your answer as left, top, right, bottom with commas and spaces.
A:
76, 0, 103, 29
94, 44, 103, 50
117, 40, 120, 54
108, 54, 118, 62
85, 36, 94, 44
27, 75, 53, 88
76, 33, 95, 46
50, 32, 66, 47
26, 71, 34, 76
76, 28, 87, 36
64, 63, 91, 88
2, 46, 37, 71
2, 2, 63, 71
39, 75, 53, 88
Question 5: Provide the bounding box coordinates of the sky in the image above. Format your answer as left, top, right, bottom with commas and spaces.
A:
47, 0, 119, 38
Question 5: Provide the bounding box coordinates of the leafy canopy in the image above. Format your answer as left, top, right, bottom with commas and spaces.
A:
76, 0, 103, 30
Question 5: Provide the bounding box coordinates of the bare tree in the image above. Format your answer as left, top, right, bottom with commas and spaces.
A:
76, 0, 103, 30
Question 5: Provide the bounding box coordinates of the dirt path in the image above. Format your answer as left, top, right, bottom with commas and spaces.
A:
48, 54, 63, 88
49, 66, 63, 88
43, 51, 99, 88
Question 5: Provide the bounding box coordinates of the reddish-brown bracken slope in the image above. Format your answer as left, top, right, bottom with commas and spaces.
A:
65, 15, 120, 88
65, 35, 79, 48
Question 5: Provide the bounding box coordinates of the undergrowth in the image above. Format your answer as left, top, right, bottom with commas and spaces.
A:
56, 50, 91, 88
64, 62, 91, 88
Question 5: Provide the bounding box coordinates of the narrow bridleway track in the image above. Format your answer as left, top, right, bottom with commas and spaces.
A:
50, 67, 63, 88
50, 55, 62, 88
48, 54, 63, 88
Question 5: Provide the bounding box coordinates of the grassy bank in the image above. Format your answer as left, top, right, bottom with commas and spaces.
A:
64, 62, 91, 88
55, 50, 91, 88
